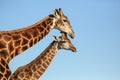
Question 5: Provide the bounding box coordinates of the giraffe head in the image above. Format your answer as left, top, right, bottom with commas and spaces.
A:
51, 8, 74, 38
52, 32, 76, 52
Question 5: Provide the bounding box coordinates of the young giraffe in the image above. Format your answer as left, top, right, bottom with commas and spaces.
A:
0, 8, 74, 80
10, 33, 76, 80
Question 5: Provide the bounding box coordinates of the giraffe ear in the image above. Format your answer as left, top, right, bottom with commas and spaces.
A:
53, 9, 60, 18
52, 35, 62, 42
52, 36, 58, 41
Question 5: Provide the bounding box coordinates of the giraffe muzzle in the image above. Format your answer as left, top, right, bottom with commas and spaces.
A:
71, 46, 77, 52
69, 32, 74, 39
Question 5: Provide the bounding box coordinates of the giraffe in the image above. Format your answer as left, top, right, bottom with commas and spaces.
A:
0, 8, 74, 80
10, 33, 76, 80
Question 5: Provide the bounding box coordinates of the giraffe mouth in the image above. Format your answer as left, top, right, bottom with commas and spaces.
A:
67, 29, 74, 39
69, 32, 74, 39
71, 46, 77, 52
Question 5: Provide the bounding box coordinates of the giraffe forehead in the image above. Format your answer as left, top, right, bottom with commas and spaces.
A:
62, 35, 70, 41
65, 39, 71, 44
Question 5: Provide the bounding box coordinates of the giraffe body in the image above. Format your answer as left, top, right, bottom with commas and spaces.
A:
10, 33, 76, 80
0, 8, 74, 79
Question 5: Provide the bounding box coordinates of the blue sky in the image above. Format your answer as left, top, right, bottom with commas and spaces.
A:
0, 0, 120, 80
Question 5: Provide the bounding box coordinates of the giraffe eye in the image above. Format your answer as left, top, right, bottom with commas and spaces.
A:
61, 41, 66, 43
63, 19, 67, 22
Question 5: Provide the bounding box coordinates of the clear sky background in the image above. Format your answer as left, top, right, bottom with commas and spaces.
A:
0, 0, 120, 80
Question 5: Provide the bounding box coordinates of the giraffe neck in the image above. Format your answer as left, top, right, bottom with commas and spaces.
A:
10, 41, 58, 80
0, 58, 11, 80
0, 15, 54, 63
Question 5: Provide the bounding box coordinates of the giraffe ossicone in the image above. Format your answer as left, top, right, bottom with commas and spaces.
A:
0, 8, 74, 80
10, 32, 76, 80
